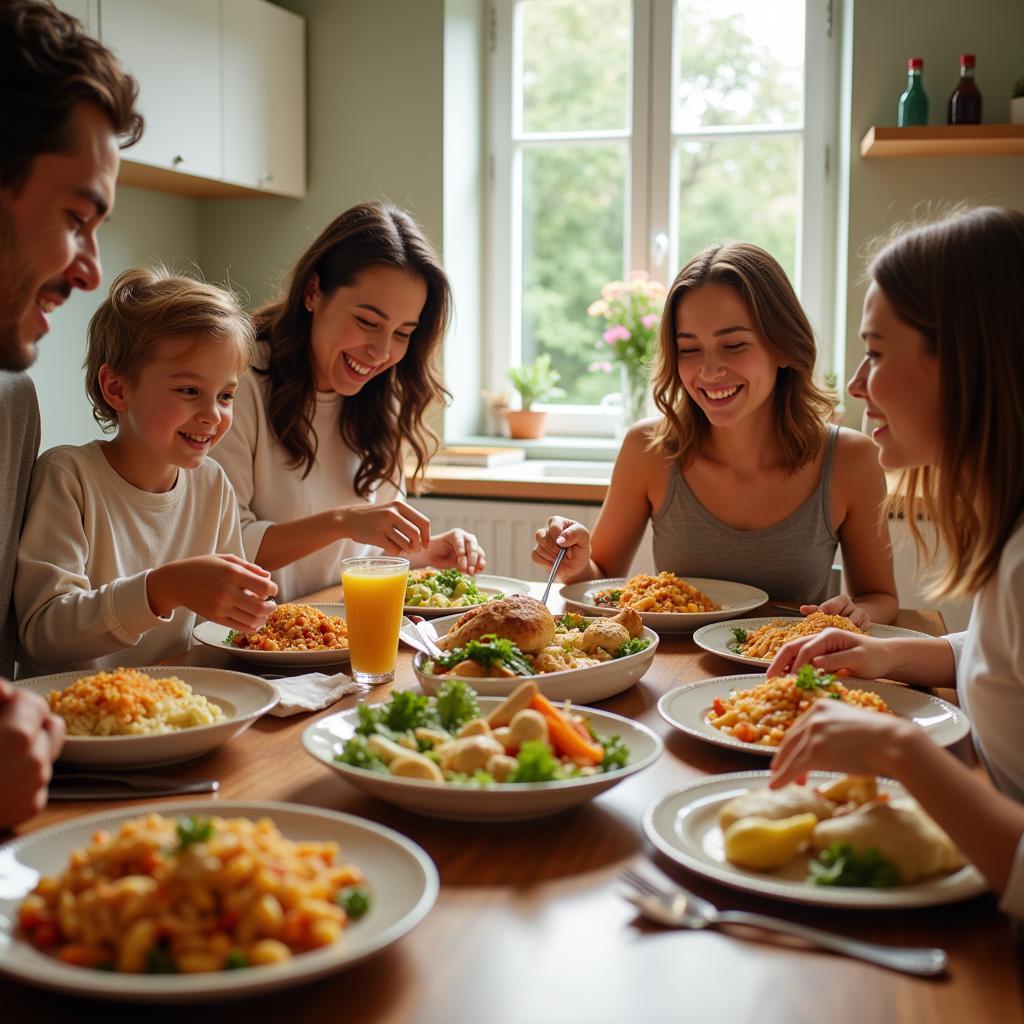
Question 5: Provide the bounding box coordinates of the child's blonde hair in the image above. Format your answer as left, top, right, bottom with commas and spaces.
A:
85, 266, 255, 431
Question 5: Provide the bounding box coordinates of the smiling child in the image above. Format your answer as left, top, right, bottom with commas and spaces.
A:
15, 267, 277, 673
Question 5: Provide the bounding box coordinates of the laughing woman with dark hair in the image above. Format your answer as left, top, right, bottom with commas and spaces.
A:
212, 202, 485, 600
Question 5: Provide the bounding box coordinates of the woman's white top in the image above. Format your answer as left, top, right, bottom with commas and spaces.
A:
946, 519, 1024, 918
211, 367, 401, 602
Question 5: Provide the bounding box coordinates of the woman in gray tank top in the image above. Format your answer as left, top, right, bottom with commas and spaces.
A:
533, 242, 898, 625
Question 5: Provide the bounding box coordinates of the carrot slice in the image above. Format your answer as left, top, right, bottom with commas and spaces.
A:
529, 694, 604, 766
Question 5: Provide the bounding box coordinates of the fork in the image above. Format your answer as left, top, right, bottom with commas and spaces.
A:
620, 868, 948, 977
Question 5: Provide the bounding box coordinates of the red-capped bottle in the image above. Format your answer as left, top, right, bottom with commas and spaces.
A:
948, 54, 982, 125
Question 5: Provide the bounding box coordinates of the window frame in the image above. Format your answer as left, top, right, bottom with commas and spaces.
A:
484, 0, 838, 439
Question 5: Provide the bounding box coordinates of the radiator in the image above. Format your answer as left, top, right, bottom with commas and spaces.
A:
409, 496, 655, 581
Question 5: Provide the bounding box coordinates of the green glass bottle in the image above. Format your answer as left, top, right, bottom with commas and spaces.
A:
898, 58, 929, 126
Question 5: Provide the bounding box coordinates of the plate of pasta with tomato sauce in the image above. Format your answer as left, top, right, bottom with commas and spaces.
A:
0, 801, 437, 1001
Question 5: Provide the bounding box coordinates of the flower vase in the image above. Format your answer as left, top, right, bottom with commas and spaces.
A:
617, 365, 649, 439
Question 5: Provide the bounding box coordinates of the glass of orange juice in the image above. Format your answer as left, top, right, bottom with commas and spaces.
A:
341, 556, 410, 684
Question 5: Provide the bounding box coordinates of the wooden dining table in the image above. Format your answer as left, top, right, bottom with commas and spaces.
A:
2, 587, 1020, 1023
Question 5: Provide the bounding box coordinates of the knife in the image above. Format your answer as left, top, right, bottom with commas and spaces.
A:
49, 772, 219, 801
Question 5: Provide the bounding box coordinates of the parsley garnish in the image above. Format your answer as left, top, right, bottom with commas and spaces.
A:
175, 815, 214, 851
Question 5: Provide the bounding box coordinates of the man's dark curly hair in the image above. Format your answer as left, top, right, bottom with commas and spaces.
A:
0, 0, 143, 189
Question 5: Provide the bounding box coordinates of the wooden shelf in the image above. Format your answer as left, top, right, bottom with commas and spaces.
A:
860, 124, 1024, 158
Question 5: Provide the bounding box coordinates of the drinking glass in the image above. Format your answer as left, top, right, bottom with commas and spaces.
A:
341, 556, 410, 684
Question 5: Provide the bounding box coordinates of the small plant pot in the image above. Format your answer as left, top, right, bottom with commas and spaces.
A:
1011, 96, 1024, 125
504, 409, 548, 440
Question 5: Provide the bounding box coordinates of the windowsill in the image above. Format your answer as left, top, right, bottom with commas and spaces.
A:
445, 434, 621, 461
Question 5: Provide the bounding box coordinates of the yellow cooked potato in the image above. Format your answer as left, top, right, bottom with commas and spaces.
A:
723, 813, 818, 871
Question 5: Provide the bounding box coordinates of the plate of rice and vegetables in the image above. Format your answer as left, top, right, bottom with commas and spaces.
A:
411, 595, 658, 704
192, 602, 351, 666
303, 679, 662, 821
13, 667, 278, 767
0, 801, 437, 1001
403, 568, 530, 617
560, 572, 769, 632
657, 665, 970, 755
693, 612, 932, 669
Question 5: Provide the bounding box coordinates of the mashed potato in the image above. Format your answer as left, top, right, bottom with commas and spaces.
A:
48, 668, 226, 737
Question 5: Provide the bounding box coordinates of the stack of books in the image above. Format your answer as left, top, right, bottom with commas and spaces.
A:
433, 446, 527, 468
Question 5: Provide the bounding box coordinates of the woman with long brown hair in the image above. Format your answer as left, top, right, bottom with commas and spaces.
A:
532, 242, 897, 624
767, 206, 1024, 914
213, 202, 484, 600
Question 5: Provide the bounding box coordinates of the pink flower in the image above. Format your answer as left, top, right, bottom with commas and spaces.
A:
603, 325, 631, 344
588, 361, 613, 373
587, 299, 609, 318
629, 269, 649, 281
641, 313, 659, 330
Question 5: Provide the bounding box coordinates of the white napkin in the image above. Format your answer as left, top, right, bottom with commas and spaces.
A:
266, 671, 369, 717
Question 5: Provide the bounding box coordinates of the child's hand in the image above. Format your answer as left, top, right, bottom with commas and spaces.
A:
148, 554, 278, 631
765, 627, 894, 682
0, 680, 65, 828
531, 517, 592, 581
338, 500, 430, 555
800, 594, 870, 629
423, 529, 486, 574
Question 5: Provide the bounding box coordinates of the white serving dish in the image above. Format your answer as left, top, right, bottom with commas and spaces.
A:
14, 666, 278, 768
412, 611, 659, 704
404, 572, 531, 618
303, 697, 662, 822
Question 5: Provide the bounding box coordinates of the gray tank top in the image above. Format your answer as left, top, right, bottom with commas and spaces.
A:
651, 426, 841, 604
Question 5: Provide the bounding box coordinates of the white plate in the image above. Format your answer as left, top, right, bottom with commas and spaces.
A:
643, 771, 987, 908
658, 675, 971, 756
13, 667, 278, 768
192, 603, 351, 667
304, 697, 663, 821
403, 572, 531, 619
559, 577, 769, 633
412, 612, 659, 704
0, 800, 438, 1002
693, 617, 932, 669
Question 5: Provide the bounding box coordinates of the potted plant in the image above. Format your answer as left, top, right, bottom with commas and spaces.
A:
505, 353, 565, 439
1012, 76, 1024, 124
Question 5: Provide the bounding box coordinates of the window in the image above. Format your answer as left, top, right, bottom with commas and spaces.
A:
487, 0, 837, 436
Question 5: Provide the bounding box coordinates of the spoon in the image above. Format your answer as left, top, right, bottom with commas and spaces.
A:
540, 546, 567, 605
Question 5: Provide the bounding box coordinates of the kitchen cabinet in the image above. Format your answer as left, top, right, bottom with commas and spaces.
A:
101, 0, 223, 181
54, 0, 97, 34
221, 0, 305, 197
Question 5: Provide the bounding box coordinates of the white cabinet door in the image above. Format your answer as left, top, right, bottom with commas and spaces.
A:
54, 0, 97, 34
222, 0, 305, 197
100, 0, 222, 179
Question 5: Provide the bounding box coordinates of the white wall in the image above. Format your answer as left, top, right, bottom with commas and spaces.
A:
836, 0, 1024, 423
